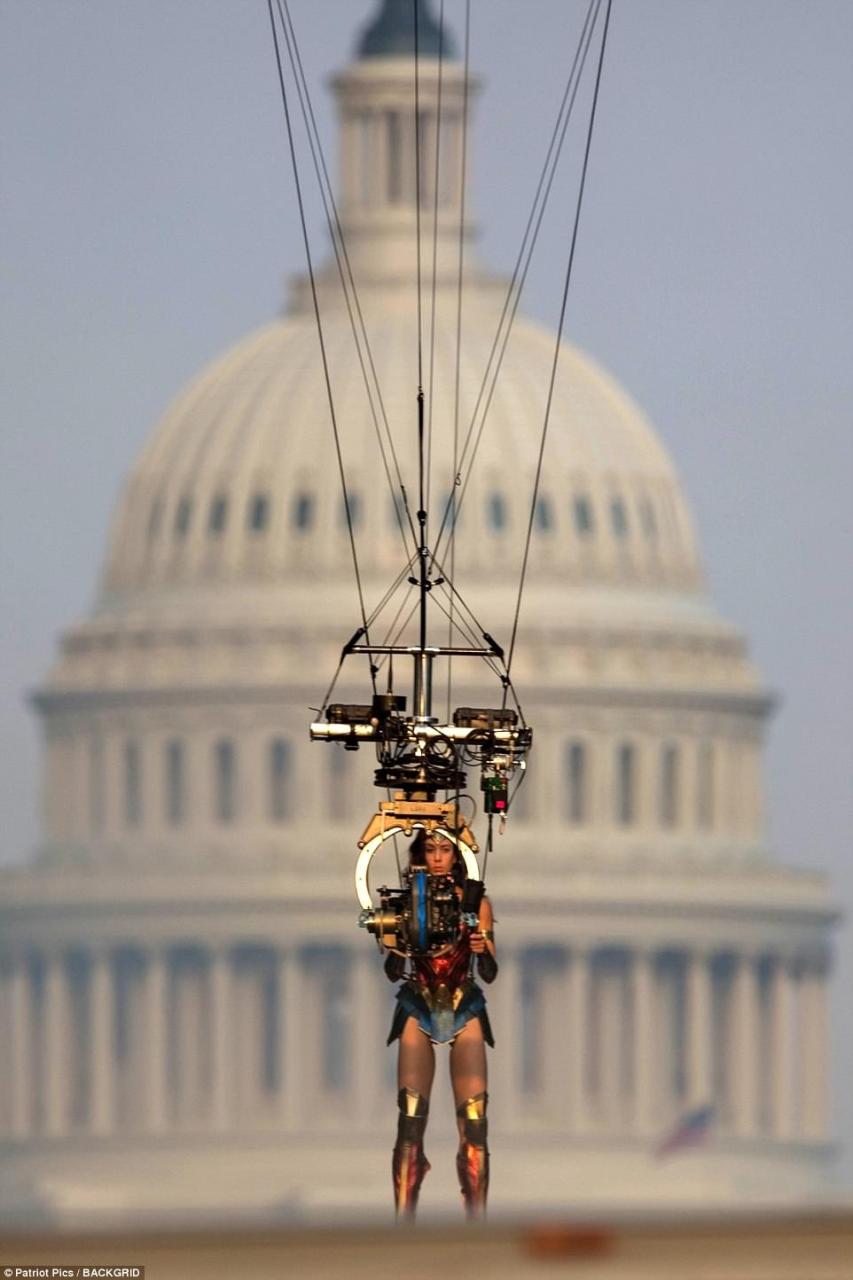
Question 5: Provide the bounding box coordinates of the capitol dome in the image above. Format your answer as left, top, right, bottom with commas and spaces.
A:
0, 0, 837, 1225
100, 303, 703, 610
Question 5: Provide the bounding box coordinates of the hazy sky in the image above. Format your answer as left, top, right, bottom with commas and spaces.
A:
2, 1, 851, 1185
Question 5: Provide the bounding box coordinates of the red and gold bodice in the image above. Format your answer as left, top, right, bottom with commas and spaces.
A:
411, 929, 472, 997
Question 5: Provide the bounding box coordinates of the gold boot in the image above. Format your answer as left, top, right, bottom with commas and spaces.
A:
392, 1087, 431, 1218
456, 1091, 489, 1218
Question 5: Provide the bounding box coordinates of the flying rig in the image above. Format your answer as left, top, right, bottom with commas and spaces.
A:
263, 0, 612, 960
310, 629, 532, 954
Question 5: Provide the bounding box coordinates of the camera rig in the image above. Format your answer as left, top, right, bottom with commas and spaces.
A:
308, 390, 532, 951
310, 645, 532, 812
310, 642, 532, 955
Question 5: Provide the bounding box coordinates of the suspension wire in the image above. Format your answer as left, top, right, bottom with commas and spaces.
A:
364, 553, 419, 630
413, 0, 433, 668
414, 0, 424, 394
388, 784, 403, 880
277, 0, 419, 561
427, 553, 511, 686
446, 0, 472, 720
316, 655, 346, 719
425, 0, 445, 518
504, 0, 613, 696
430, 590, 502, 681
314, 554, 418, 713
375, 596, 421, 675
377, 585, 417, 651
266, 0, 376, 696
482, 812, 493, 881
506, 762, 529, 816
430, 0, 600, 567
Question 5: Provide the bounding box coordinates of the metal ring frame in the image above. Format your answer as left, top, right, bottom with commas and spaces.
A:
354, 823, 480, 911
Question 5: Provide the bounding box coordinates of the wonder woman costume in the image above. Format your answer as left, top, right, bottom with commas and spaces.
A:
386, 926, 495, 1047
386, 924, 496, 1217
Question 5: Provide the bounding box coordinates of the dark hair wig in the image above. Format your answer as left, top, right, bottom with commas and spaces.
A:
408, 827, 467, 886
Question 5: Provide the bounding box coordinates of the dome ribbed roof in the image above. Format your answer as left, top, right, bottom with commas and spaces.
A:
98, 288, 705, 617
357, 0, 454, 60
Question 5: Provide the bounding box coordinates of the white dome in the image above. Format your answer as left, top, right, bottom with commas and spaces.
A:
99, 289, 704, 620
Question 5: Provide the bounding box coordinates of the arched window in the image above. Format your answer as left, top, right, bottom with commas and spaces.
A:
293, 492, 314, 531
214, 739, 237, 824
123, 740, 142, 826
248, 492, 269, 532
660, 742, 680, 828
269, 738, 292, 823
615, 742, 635, 825
697, 741, 715, 830
165, 739, 185, 825
174, 496, 192, 538
573, 494, 594, 537
440, 484, 463, 533
487, 493, 506, 532
209, 494, 228, 535
340, 492, 361, 529
565, 740, 587, 824
388, 493, 403, 531
610, 496, 628, 539
535, 496, 553, 532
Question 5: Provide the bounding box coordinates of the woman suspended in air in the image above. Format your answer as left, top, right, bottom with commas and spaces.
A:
383, 829, 498, 1218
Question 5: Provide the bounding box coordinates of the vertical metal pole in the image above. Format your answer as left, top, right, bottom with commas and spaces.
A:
415, 384, 432, 723
413, 650, 434, 721
417, 387, 427, 656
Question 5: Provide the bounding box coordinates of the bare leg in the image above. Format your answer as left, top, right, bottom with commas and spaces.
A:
450, 1018, 487, 1132
393, 1018, 435, 1217
398, 1015, 436, 1098
450, 1019, 490, 1218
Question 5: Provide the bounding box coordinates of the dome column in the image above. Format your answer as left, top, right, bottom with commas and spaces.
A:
686, 946, 713, 1109
209, 947, 233, 1132
799, 949, 830, 1140
491, 946, 520, 1131
88, 947, 116, 1135
630, 945, 657, 1135
43, 949, 69, 1137
730, 949, 760, 1137
278, 947, 304, 1128
541, 948, 571, 1125
9, 952, 34, 1137
144, 947, 169, 1132
567, 944, 590, 1133
598, 953, 628, 1129
352, 946, 382, 1127
769, 952, 797, 1139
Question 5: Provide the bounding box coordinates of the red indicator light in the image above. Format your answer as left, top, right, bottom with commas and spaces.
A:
496, 800, 506, 810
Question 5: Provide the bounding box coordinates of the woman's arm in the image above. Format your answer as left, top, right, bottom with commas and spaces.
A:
470, 896, 498, 982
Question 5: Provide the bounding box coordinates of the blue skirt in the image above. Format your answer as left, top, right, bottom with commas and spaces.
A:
387, 980, 495, 1047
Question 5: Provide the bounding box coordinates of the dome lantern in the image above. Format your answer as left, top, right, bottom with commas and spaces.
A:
330, 0, 478, 290
356, 0, 455, 62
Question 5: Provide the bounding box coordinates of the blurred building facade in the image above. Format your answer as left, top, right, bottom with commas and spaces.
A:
0, 0, 839, 1221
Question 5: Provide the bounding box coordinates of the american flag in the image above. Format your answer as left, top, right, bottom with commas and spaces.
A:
654, 1104, 715, 1158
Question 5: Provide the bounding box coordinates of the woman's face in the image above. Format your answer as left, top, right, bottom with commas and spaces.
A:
423, 834, 455, 876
